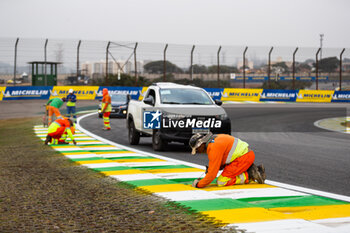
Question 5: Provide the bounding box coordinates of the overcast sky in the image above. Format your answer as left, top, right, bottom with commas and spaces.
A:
1, 0, 349, 48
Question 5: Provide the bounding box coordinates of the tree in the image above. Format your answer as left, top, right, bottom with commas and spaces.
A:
144, 61, 183, 74
318, 56, 339, 72
207, 65, 238, 73
192, 64, 207, 74
272, 62, 289, 73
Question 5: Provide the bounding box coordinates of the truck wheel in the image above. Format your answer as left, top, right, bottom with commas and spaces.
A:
128, 120, 140, 145
152, 130, 168, 151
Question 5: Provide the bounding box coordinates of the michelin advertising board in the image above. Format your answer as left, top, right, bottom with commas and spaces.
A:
96, 86, 142, 100
260, 90, 298, 102
0, 86, 350, 103
1, 86, 52, 100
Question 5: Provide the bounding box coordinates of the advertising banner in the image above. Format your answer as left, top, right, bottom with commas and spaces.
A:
50, 86, 99, 100
204, 88, 224, 100
95, 86, 142, 100
0, 87, 6, 101
296, 90, 334, 103
138, 87, 149, 100
331, 91, 350, 103
221, 88, 263, 102
1, 86, 52, 100
260, 89, 298, 102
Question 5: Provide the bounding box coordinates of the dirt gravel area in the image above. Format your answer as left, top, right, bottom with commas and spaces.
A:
0, 101, 239, 232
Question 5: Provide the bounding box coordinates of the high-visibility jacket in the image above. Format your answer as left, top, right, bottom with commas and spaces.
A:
101, 90, 111, 112
197, 134, 249, 188
48, 118, 75, 141
66, 93, 77, 107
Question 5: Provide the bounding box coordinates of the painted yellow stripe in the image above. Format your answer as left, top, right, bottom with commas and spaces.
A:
79, 145, 120, 148
116, 158, 165, 163
203, 183, 276, 191
271, 204, 350, 220
92, 151, 135, 155
202, 207, 289, 224
75, 159, 115, 165
102, 170, 148, 176
140, 184, 197, 193
62, 152, 95, 156
146, 168, 204, 174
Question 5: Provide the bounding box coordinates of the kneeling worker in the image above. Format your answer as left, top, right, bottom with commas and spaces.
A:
45, 118, 76, 145
189, 133, 265, 188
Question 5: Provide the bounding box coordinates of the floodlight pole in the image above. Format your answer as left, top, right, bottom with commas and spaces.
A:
13, 38, 19, 86
106, 41, 111, 83
243, 46, 248, 88
44, 39, 48, 86
339, 48, 345, 91
268, 47, 273, 89
315, 48, 321, 90
163, 44, 168, 82
77, 40, 81, 78
217, 46, 221, 87
292, 47, 298, 90
134, 42, 138, 85
190, 45, 195, 80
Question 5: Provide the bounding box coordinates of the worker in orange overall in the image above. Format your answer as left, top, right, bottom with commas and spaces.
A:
101, 88, 111, 130
44, 118, 76, 145
58, 123, 76, 144
189, 132, 265, 188
46, 97, 66, 126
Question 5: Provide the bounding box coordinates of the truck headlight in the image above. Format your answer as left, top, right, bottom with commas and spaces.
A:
216, 113, 228, 120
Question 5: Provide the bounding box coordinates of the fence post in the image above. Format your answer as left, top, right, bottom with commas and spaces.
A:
163, 44, 168, 82
44, 39, 48, 86
315, 48, 321, 90
339, 48, 345, 91
217, 46, 222, 87
77, 40, 81, 78
243, 46, 248, 88
268, 47, 273, 88
190, 45, 195, 80
134, 42, 138, 85
106, 41, 111, 84
13, 38, 19, 86
292, 47, 298, 90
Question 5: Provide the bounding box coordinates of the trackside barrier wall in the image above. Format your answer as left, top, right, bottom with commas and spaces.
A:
1, 86, 350, 103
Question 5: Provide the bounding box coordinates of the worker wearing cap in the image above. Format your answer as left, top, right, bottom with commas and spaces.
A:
189, 132, 265, 188
101, 88, 111, 130
45, 118, 76, 145
66, 89, 77, 123
46, 97, 66, 126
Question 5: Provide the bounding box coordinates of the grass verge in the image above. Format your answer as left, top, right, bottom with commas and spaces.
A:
0, 117, 238, 232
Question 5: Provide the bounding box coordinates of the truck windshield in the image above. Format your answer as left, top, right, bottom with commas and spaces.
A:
111, 94, 127, 103
160, 88, 213, 105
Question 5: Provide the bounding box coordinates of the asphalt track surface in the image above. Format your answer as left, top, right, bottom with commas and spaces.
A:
80, 103, 350, 197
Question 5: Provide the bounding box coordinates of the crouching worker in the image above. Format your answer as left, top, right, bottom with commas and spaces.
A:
44, 118, 76, 145
189, 133, 265, 188
58, 123, 76, 144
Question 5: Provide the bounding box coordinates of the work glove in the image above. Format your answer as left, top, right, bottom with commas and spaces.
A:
192, 178, 200, 188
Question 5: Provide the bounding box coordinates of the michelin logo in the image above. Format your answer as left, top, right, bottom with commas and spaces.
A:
143, 110, 161, 129
261, 92, 295, 99
5, 90, 49, 97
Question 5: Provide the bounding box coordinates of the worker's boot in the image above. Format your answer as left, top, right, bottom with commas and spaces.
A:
247, 163, 264, 184
44, 135, 52, 145
257, 164, 266, 183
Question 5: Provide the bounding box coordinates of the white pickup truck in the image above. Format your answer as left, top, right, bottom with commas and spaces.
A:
127, 82, 231, 151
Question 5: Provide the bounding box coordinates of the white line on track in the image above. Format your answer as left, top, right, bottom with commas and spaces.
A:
77, 112, 350, 202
